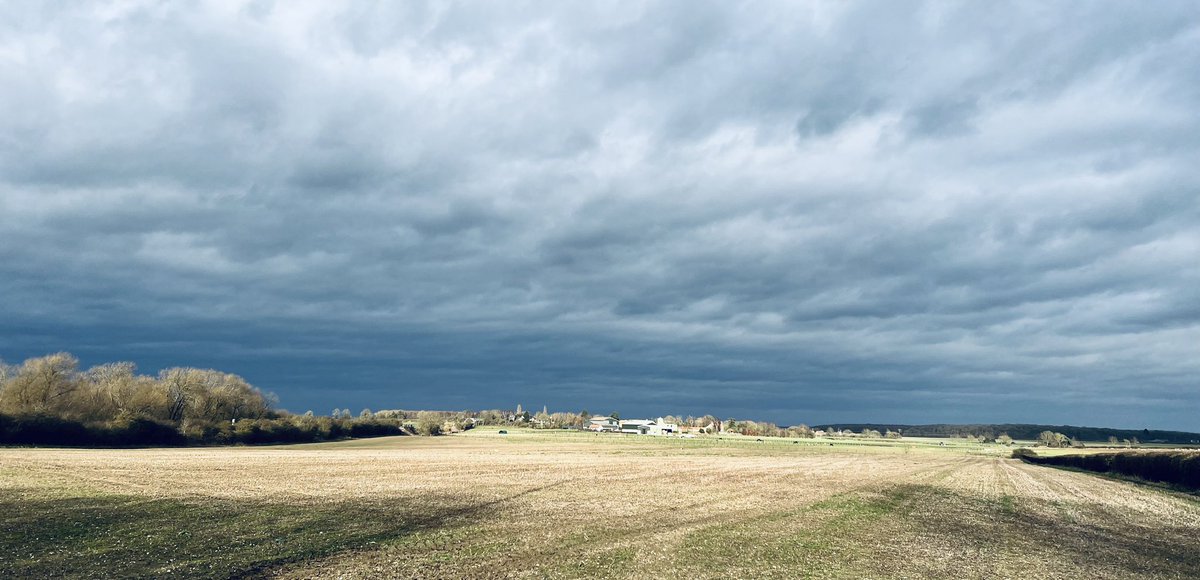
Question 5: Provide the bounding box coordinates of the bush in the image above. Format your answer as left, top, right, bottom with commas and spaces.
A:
103, 417, 186, 446
414, 411, 443, 436
0, 413, 185, 447
1037, 431, 1071, 448
0, 412, 408, 447
0, 413, 93, 446
1011, 448, 1038, 460
348, 419, 406, 438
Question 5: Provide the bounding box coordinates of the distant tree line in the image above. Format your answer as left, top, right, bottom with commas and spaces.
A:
371, 409, 482, 436
0, 353, 410, 446
816, 423, 1200, 445
822, 428, 904, 439
720, 418, 815, 438
461, 408, 820, 439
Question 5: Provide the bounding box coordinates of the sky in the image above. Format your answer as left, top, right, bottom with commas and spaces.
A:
1, 1, 1198, 430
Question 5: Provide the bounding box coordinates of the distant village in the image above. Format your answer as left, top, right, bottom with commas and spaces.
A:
579, 415, 832, 438
372, 405, 833, 439
371, 405, 826, 438
367, 406, 1183, 447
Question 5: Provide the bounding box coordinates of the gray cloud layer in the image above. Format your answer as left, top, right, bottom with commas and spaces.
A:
2, 1, 1198, 428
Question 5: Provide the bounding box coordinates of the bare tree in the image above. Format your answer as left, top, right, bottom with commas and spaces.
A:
0, 358, 11, 404
84, 362, 138, 419
155, 367, 271, 425
158, 368, 193, 422
0, 353, 82, 415
415, 411, 442, 435
1037, 430, 1071, 448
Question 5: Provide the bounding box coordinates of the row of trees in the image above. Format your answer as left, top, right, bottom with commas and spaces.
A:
1035, 430, 1144, 448
371, 410, 478, 436
460, 407, 821, 439
0, 353, 410, 446
824, 428, 903, 439
722, 419, 815, 438
818, 424, 1196, 444
0, 353, 273, 426
465, 407, 825, 440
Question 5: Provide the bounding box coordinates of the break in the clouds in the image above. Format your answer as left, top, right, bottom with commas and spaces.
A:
2, 1, 1199, 429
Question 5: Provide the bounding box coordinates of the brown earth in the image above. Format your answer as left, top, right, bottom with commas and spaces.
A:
2, 430, 1198, 579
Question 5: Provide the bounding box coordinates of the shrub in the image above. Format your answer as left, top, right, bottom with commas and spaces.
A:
103, 416, 186, 446
0, 413, 92, 446
348, 419, 406, 438
414, 411, 443, 436
0, 412, 408, 447
1011, 448, 1038, 460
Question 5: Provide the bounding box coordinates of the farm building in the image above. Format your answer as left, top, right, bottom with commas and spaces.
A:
620, 419, 655, 434
591, 416, 678, 435
619, 418, 678, 435
589, 416, 620, 432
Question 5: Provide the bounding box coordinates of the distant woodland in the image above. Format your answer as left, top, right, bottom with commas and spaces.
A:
818, 423, 1200, 445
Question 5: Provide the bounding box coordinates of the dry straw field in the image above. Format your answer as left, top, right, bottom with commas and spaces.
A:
3, 429, 1199, 579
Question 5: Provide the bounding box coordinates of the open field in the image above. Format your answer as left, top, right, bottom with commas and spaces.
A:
3, 429, 1200, 579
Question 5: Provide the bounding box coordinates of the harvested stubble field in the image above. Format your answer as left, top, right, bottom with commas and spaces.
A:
3, 429, 1199, 579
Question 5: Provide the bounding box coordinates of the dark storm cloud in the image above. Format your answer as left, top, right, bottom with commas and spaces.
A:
2, 1, 1199, 429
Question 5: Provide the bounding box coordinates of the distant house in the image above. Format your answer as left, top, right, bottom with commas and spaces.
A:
617, 418, 678, 435
620, 419, 655, 434
648, 417, 678, 435
589, 417, 620, 432
590, 416, 679, 435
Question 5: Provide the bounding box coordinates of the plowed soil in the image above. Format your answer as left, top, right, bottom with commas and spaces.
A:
2, 430, 1198, 579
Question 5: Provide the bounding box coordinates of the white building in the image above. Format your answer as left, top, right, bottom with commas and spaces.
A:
618, 418, 678, 435
589, 416, 620, 432
619, 419, 655, 434
649, 418, 678, 435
